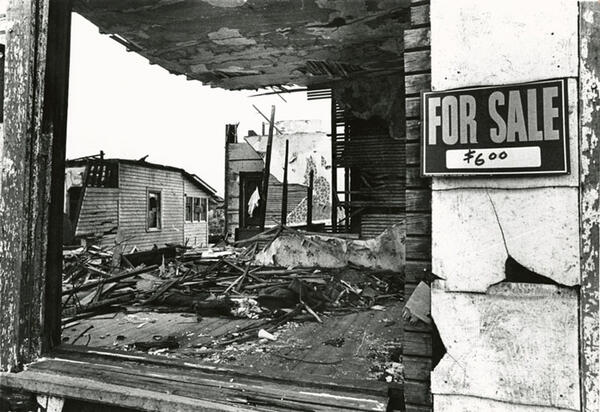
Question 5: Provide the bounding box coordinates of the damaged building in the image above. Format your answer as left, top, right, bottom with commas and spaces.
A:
0, 1, 598, 412
225, 119, 334, 239
64, 156, 220, 249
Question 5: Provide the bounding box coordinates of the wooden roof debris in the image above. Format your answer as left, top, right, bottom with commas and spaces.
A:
72, 0, 411, 89
61, 226, 404, 376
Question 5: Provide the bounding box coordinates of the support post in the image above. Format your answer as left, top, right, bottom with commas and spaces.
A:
280, 140, 289, 226
43, 0, 74, 353
331, 97, 338, 231
260, 105, 275, 230
579, 3, 600, 410
307, 169, 313, 228
0, 0, 52, 371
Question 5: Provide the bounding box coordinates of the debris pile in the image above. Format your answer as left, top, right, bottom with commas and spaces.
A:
62, 225, 404, 350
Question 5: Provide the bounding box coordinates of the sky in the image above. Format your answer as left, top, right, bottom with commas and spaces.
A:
66, 13, 330, 196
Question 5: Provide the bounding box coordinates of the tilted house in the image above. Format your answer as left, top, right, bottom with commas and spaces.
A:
64, 157, 219, 250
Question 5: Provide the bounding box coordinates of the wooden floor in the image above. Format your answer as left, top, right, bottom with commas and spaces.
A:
62, 301, 405, 384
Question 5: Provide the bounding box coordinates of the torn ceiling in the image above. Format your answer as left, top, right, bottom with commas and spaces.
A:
73, 0, 411, 90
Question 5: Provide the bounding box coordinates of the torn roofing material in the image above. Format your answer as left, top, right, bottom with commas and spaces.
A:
72, 0, 411, 89
66, 157, 220, 199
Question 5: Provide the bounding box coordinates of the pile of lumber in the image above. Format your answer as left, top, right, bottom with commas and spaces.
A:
61, 227, 404, 348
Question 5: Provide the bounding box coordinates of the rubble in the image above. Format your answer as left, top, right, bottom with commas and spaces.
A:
61, 226, 405, 358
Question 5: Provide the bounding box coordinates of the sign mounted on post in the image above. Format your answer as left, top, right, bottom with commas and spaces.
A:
421, 78, 569, 176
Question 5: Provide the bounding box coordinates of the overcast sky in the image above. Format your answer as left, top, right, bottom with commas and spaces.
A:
66, 13, 330, 195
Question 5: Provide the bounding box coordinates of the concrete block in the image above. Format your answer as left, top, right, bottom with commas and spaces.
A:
432, 187, 580, 291
431, 283, 580, 411
432, 80, 579, 190
431, 0, 578, 91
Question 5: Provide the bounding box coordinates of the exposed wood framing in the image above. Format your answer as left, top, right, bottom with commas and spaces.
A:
0, 0, 51, 371
402, 0, 432, 410
579, 2, 600, 411
259, 105, 275, 231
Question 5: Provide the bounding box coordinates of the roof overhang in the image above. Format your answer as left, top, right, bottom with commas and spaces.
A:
72, 0, 410, 90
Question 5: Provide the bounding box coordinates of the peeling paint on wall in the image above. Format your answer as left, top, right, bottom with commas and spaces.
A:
432, 187, 581, 291
431, 282, 580, 411
430, 0, 582, 411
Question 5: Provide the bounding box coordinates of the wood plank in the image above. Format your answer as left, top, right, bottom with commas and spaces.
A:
405, 261, 432, 284
406, 213, 431, 236
406, 237, 431, 260
411, 4, 430, 26
403, 356, 432, 381
53, 344, 389, 397
406, 120, 421, 142
404, 50, 430, 74
25, 359, 387, 411
404, 379, 432, 406
579, 4, 600, 410
406, 142, 420, 166
404, 331, 432, 357
0, 0, 51, 371
1, 370, 257, 412
406, 167, 429, 189
405, 96, 420, 119
44, 0, 74, 354
406, 190, 431, 212
405, 73, 431, 95
404, 27, 430, 50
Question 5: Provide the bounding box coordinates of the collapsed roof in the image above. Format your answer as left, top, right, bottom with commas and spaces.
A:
73, 0, 410, 90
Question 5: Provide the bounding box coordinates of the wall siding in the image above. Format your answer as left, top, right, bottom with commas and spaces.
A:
118, 163, 184, 250
183, 177, 210, 247
75, 188, 119, 247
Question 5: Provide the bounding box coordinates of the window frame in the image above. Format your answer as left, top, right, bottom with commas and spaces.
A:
146, 188, 162, 231
184, 195, 193, 222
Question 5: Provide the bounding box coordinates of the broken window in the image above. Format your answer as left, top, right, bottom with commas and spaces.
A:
200, 198, 208, 221
188, 197, 207, 222
185, 196, 193, 222
147, 190, 161, 230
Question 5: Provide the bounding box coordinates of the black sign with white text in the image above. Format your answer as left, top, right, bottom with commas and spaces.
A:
421, 78, 569, 176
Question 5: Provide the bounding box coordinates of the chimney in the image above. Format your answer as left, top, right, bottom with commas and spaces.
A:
225, 124, 238, 144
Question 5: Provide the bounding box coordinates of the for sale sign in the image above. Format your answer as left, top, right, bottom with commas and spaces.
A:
421, 78, 569, 176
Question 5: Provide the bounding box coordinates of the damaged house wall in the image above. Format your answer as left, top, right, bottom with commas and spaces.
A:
429, 0, 581, 411
224, 120, 332, 238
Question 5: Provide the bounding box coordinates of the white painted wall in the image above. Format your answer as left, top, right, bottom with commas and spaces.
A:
430, 0, 581, 410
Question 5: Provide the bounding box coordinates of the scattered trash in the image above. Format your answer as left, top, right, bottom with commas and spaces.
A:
257, 329, 277, 341
402, 281, 431, 325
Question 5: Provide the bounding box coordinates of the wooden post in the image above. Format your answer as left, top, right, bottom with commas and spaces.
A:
280, 140, 289, 226
579, 3, 600, 411
0, 0, 52, 371
260, 105, 275, 230
307, 169, 313, 228
42, 0, 74, 353
330, 97, 338, 231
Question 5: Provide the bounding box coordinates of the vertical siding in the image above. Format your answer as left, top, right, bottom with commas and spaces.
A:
118, 163, 184, 250
75, 188, 119, 248
183, 177, 209, 247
